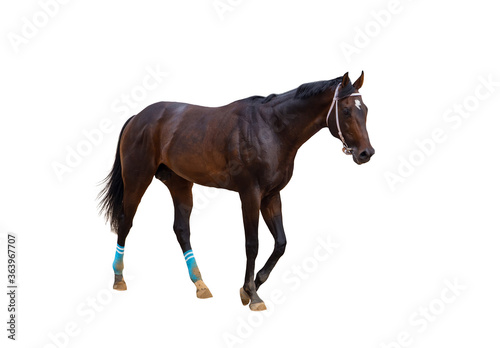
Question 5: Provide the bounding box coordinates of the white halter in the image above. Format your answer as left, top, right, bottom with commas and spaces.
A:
325, 83, 362, 155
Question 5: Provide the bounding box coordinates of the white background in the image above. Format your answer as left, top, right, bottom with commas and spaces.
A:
1, 0, 499, 347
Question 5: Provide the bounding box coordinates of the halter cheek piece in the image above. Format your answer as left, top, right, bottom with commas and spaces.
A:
325, 83, 362, 155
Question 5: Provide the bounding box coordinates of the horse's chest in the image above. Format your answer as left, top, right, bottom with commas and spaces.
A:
255, 154, 295, 192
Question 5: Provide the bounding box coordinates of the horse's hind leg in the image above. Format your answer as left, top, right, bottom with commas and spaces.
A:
113, 161, 156, 290
155, 165, 213, 299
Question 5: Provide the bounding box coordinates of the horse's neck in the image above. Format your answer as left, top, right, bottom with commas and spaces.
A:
272, 93, 331, 151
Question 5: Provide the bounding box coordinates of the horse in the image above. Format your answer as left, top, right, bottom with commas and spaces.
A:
98, 71, 374, 311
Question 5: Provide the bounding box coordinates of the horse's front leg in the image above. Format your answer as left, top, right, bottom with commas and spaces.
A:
255, 192, 286, 290
239, 188, 266, 311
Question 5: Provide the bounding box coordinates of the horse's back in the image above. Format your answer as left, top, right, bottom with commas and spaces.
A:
124, 100, 248, 188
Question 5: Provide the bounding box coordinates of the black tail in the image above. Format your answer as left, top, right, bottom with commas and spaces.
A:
98, 116, 135, 233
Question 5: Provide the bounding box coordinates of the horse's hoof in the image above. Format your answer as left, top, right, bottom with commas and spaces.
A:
113, 279, 127, 291
249, 301, 267, 311
195, 280, 213, 299
240, 287, 250, 306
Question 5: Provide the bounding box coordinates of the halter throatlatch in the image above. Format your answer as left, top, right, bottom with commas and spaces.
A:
325, 83, 362, 155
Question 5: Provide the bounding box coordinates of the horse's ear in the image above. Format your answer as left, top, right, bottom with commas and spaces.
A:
341, 72, 350, 87
353, 71, 364, 89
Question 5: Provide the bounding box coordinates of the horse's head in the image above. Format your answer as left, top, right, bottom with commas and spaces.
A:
326, 71, 375, 164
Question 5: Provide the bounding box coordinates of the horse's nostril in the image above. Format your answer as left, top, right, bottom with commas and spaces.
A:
359, 150, 369, 160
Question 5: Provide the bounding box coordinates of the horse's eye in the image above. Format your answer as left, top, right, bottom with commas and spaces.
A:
343, 107, 350, 116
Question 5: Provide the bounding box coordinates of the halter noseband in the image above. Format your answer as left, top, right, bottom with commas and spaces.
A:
325, 83, 362, 155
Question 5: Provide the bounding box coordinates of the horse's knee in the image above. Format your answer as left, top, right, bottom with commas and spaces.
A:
245, 240, 259, 259
275, 237, 286, 256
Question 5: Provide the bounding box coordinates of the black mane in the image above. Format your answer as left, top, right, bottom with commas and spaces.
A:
294, 77, 355, 100
248, 76, 356, 104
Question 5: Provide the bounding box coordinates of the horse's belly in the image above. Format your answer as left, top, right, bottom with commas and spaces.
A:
163, 146, 237, 190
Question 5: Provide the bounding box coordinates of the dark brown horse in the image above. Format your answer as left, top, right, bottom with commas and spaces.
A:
99, 72, 374, 311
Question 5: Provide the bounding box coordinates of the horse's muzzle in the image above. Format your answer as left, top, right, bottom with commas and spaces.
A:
353, 146, 375, 164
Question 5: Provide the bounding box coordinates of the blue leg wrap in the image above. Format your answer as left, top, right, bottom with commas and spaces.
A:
184, 250, 202, 282
113, 244, 125, 275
